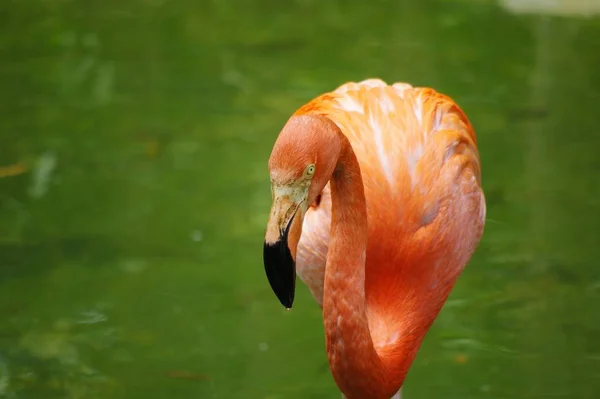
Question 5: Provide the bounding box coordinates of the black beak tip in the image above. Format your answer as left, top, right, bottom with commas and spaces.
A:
263, 240, 296, 309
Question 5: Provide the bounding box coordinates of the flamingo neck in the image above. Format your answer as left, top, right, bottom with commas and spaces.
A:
323, 135, 401, 399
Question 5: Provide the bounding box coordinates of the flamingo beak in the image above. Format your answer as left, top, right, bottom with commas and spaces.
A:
263, 187, 306, 309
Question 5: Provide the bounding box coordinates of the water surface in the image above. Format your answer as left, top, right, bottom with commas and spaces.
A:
1, 0, 599, 398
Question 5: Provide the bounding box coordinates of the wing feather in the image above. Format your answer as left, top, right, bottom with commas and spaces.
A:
293, 79, 484, 310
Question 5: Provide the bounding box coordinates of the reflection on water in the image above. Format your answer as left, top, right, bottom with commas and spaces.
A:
1, 0, 599, 398
501, 0, 600, 17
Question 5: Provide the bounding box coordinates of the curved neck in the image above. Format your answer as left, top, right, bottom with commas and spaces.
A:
323, 134, 401, 399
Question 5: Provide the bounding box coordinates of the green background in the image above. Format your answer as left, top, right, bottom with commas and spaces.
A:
1, 0, 599, 398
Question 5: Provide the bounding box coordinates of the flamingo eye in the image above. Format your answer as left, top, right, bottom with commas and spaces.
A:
305, 164, 316, 177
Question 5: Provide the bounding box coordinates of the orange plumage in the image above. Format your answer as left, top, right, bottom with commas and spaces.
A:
263, 79, 485, 399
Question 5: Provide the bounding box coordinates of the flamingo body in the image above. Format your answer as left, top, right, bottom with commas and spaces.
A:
263, 79, 485, 399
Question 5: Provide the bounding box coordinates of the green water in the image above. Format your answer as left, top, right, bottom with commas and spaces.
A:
1, 0, 599, 398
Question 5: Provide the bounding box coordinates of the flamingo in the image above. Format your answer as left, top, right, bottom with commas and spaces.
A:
262, 79, 485, 399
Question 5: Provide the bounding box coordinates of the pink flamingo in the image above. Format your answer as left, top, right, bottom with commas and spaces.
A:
263, 79, 485, 399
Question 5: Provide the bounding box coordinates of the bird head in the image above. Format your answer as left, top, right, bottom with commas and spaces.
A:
263, 115, 341, 308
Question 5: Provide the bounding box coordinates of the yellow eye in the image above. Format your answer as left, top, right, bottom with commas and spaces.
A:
306, 164, 316, 176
